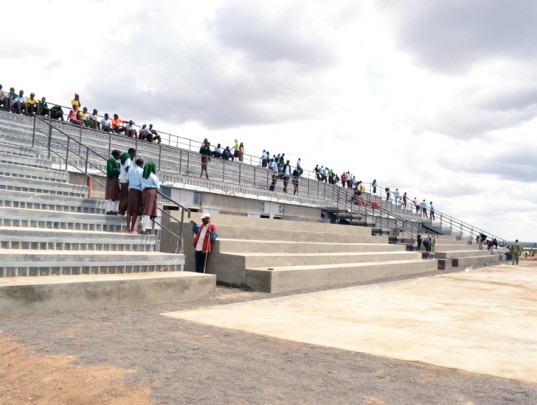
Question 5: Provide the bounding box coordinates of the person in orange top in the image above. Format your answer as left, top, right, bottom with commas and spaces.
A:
112, 114, 127, 135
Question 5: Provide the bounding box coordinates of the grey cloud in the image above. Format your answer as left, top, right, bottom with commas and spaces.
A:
439, 147, 537, 183
478, 86, 537, 112
377, 0, 537, 73
471, 149, 537, 183
212, 2, 338, 68
416, 83, 537, 138
84, 4, 335, 129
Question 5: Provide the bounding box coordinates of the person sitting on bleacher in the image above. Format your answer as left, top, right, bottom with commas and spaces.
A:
38, 97, 49, 117
4, 87, 17, 112
139, 124, 149, 140
147, 124, 162, 144
213, 143, 222, 158
101, 113, 113, 132
79, 107, 94, 128
67, 104, 84, 126
112, 114, 127, 135
12, 90, 28, 115
222, 146, 231, 160
25, 93, 39, 116
0, 85, 5, 109
50, 104, 64, 121
126, 120, 137, 138
90, 109, 100, 130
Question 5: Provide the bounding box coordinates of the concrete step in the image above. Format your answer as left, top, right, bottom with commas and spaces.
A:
211, 214, 372, 236
223, 251, 422, 269
242, 259, 438, 293
435, 250, 497, 259
217, 224, 388, 243
0, 227, 156, 252
451, 254, 504, 268
0, 148, 54, 169
0, 142, 38, 157
0, 250, 185, 277
0, 272, 215, 316
217, 239, 406, 254
0, 162, 69, 182
0, 174, 87, 197
0, 207, 127, 232
0, 190, 106, 214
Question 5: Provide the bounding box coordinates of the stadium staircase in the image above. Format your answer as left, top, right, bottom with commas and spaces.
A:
0, 119, 215, 316
182, 214, 438, 293
0, 110, 505, 303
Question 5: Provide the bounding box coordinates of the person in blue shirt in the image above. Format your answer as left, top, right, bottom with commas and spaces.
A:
141, 161, 160, 234
125, 158, 144, 234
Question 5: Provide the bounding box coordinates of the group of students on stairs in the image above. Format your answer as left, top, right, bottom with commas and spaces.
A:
106, 147, 160, 234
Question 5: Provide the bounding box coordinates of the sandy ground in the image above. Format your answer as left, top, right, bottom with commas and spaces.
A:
0, 338, 151, 405
1, 262, 537, 404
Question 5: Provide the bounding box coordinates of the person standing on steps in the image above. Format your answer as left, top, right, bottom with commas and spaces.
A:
105, 149, 122, 215
430, 201, 435, 221
118, 148, 137, 216
269, 158, 279, 191
420, 199, 428, 218
282, 160, 291, 193
141, 161, 160, 234
191, 213, 217, 273
125, 158, 144, 234
292, 167, 300, 195
199, 139, 211, 179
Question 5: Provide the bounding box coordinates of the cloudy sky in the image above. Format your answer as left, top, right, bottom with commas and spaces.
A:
3, 0, 537, 242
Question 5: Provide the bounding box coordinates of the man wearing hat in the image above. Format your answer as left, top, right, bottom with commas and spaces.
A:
192, 213, 217, 273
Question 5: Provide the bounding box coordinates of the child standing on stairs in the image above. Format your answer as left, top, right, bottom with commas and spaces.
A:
105, 150, 122, 215
126, 158, 144, 234
141, 161, 160, 234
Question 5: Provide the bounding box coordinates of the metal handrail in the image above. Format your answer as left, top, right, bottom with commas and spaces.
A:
156, 189, 192, 254
25, 111, 506, 245
31, 116, 190, 256
32, 116, 108, 190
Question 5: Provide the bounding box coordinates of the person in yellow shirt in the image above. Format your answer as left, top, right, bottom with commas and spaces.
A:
78, 107, 94, 128
26, 93, 39, 116
72, 93, 81, 109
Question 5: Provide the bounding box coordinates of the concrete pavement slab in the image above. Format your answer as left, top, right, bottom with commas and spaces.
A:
164, 262, 537, 383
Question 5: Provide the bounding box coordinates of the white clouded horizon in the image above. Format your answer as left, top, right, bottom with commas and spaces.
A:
2, 0, 537, 241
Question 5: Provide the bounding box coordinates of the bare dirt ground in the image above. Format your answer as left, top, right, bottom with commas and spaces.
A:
1, 266, 537, 405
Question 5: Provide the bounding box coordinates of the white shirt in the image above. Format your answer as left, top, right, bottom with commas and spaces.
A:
195, 225, 209, 251
119, 157, 133, 183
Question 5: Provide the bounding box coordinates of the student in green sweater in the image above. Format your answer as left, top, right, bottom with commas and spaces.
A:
105, 150, 122, 215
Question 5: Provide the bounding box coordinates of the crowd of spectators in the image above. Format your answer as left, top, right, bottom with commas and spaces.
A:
1, 83, 436, 217
0, 85, 162, 145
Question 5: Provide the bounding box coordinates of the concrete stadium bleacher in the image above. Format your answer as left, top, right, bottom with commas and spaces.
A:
0, 110, 504, 311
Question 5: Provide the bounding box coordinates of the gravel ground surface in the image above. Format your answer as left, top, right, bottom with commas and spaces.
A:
2, 280, 537, 404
